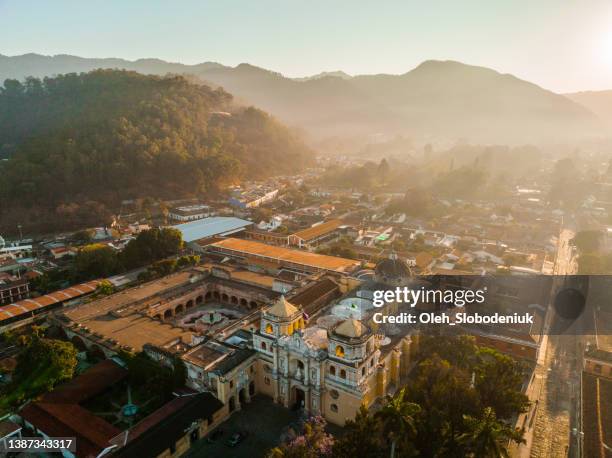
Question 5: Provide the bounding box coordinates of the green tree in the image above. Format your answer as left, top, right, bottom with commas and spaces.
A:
457, 407, 524, 458
572, 230, 602, 253
474, 348, 529, 419
12, 337, 78, 399
120, 227, 183, 269
375, 388, 420, 458
333, 405, 386, 458
74, 243, 119, 279
95, 279, 115, 296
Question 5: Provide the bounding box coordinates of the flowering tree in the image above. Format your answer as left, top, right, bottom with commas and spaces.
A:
267, 416, 334, 458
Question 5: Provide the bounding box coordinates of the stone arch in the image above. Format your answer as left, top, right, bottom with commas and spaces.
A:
238, 388, 247, 404
175, 304, 184, 315
222, 293, 229, 302
205, 291, 212, 301
163, 309, 173, 320
329, 365, 336, 376
155, 314, 162, 321
261, 341, 267, 351
249, 300, 257, 309
228, 396, 236, 412
240, 298, 247, 307
340, 369, 347, 379
186, 299, 194, 309
71, 335, 87, 352
231, 296, 238, 305
196, 295, 203, 304
213, 291, 220, 301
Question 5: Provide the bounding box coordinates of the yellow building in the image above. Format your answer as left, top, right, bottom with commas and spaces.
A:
252, 295, 412, 425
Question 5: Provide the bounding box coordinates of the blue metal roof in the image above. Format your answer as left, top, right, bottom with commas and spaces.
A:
173, 217, 253, 243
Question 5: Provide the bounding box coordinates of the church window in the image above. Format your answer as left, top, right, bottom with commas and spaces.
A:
335, 345, 345, 358
329, 365, 336, 376
265, 323, 273, 334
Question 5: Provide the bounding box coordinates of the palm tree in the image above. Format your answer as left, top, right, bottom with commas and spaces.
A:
457, 407, 525, 458
374, 387, 421, 458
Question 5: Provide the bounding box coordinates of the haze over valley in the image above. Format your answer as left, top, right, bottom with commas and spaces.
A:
2, 53, 610, 145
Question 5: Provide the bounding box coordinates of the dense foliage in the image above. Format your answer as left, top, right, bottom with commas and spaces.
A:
73, 227, 184, 280
0, 70, 312, 234
270, 335, 527, 458
0, 332, 78, 410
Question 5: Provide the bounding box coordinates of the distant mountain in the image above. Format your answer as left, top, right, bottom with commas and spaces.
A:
565, 90, 612, 128
0, 54, 605, 143
293, 71, 353, 81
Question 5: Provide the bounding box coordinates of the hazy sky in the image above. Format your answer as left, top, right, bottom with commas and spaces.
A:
1, 0, 612, 93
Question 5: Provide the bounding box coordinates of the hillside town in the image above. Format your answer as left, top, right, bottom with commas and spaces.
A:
0, 152, 610, 458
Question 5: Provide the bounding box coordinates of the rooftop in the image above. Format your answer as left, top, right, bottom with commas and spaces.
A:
209, 238, 361, 273
335, 318, 369, 338
69, 312, 193, 353
267, 295, 299, 318
0, 280, 100, 323
291, 219, 343, 242
172, 217, 252, 243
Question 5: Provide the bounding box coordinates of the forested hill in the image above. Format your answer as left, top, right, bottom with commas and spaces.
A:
0, 70, 312, 233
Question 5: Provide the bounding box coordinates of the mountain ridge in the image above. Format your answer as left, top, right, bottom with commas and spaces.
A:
1, 53, 607, 143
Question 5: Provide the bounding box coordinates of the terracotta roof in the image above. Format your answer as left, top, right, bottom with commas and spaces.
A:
291, 219, 343, 242
20, 360, 127, 458
335, 318, 368, 338
0, 280, 100, 323
209, 238, 361, 273
267, 295, 299, 318
290, 277, 341, 316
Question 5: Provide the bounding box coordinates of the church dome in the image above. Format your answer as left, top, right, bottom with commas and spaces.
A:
334, 318, 369, 339
374, 252, 411, 285
266, 295, 299, 319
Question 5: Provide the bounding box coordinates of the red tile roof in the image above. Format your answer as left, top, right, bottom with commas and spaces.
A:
0, 280, 100, 322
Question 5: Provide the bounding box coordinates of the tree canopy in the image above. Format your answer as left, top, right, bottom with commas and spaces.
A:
0, 70, 312, 234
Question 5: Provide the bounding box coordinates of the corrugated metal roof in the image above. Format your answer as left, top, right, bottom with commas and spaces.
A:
172, 217, 253, 243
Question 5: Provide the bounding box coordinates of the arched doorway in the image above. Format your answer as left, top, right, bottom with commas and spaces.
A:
163, 309, 173, 320
213, 291, 220, 301
249, 381, 256, 396
231, 296, 238, 305
175, 304, 184, 315
292, 387, 305, 410
228, 396, 236, 412
222, 293, 229, 302
240, 298, 247, 307
239, 388, 247, 404
186, 299, 194, 309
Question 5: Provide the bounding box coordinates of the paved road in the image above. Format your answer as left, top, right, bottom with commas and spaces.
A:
527, 228, 582, 458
